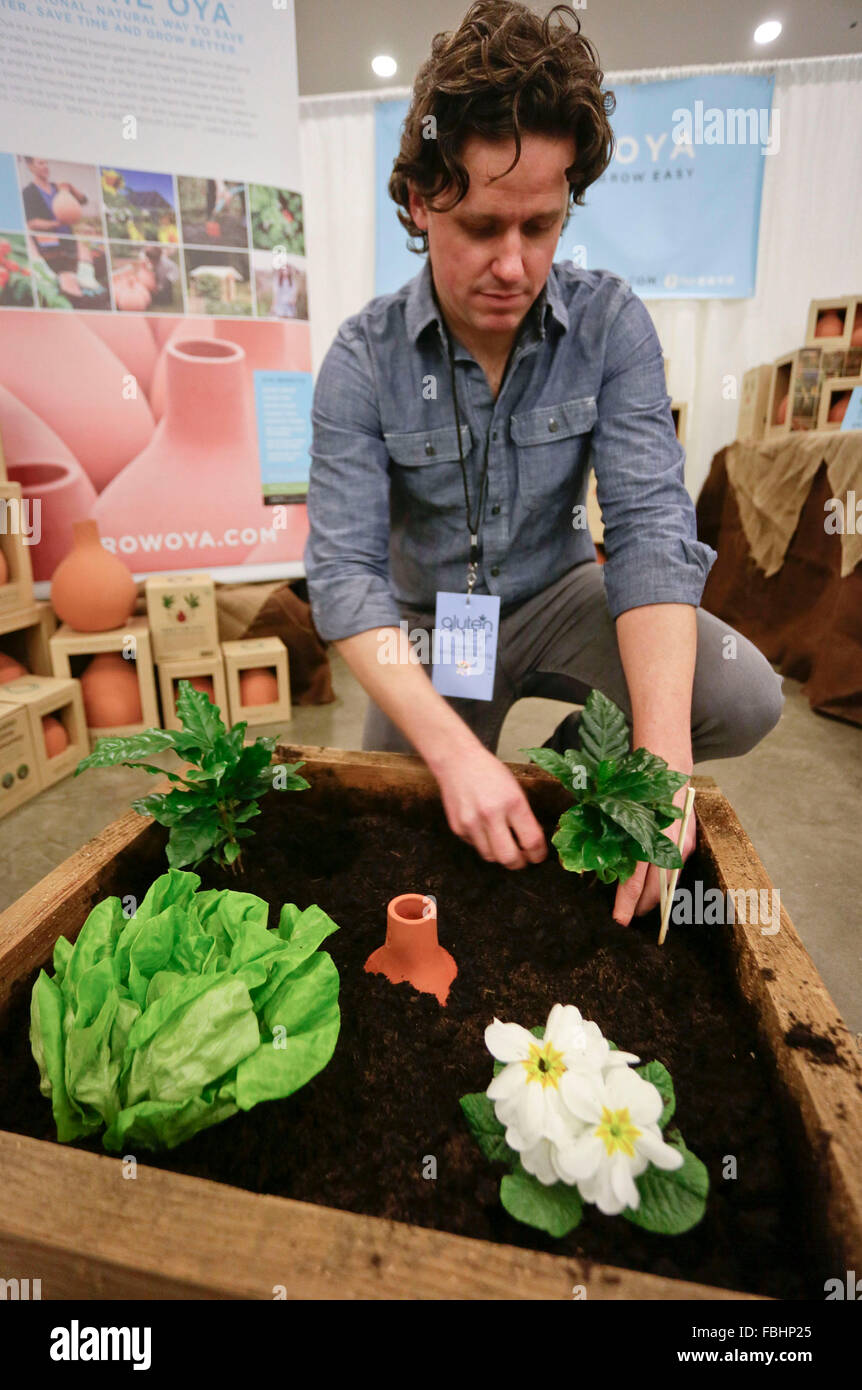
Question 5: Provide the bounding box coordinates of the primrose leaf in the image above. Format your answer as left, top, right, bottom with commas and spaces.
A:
500, 1165, 583, 1238
175, 681, 225, 749
623, 1131, 708, 1235
459, 1092, 513, 1166
635, 1060, 676, 1129
577, 690, 630, 773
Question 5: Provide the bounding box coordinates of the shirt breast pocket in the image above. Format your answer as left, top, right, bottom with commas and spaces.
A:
384, 423, 472, 513
510, 396, 597, 511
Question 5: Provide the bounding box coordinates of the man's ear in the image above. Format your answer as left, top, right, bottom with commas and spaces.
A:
407, 182, 428, 232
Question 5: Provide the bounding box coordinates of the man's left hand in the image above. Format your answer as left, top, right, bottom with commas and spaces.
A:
612, 782, 696, 925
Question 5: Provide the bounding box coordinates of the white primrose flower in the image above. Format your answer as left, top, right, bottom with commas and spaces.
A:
484, 1004, 639, 1159
552, 1065, 684, 1215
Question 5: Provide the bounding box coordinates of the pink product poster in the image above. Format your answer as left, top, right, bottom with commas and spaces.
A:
0, 311, 311, 580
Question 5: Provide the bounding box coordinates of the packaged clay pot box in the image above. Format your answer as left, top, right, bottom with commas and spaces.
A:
0, 701, 42, 820
50, 615, 159, 743
0, 600, 55, 681
804, 296, 862, 351
736, 364, 773, 441
146, 573, 219, 662
766, 347, 851, 437
0, 674, 87, 789
157, 652, 228, 732
222, 637, 291, 728
0, 482, 36, 621
816, 376, 862, 431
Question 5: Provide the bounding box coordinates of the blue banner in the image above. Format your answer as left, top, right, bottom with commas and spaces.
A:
375, 73, 773, 300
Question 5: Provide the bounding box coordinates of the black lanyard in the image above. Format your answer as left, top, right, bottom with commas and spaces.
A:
442, 323, 492, 600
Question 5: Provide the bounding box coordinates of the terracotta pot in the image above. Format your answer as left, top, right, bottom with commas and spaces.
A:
0, 653, 28, 684
776, 393, 789, 425
52, 189, 83, 227
83, 316, 158, 400
815, 310, 844, 339
0, 549, 7, 585
50, 520, 137, 632
114, 274, 151, 313
174, 674, 214, 711
0, 311, 155, 492
42, 715, 69, 757
93, 338, 281, 568
206, 221, 221, 237
365, 894, 457, 1007
80, 652, 143, 727
0, 382, 79, 473
213, 319, 312, 375
852, 309, 862, 348
135, 263, 157, 294
7, 459, 98, 581
148, 318, 215, 420
828, 392, 851, 424
239, 667, 278, 706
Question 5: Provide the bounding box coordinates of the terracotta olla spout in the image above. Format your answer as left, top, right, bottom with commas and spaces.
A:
364, 894, 457, 1007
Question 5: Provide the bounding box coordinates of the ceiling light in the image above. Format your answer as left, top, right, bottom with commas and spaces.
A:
372, 55, 397, 78
753, 20, 782, 44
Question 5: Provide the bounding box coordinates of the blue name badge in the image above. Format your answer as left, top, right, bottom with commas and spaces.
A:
431, 591, 500, 701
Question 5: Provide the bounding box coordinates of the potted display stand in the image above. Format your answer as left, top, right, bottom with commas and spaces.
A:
0, 746, 860, 1301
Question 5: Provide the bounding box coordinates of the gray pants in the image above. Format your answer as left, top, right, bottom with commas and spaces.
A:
362, 562, 784, 762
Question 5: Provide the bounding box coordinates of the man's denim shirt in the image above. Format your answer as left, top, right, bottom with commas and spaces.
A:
304, 258, 716, 642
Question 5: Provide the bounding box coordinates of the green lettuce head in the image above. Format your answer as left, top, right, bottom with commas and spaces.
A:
30, 869, 341, 1152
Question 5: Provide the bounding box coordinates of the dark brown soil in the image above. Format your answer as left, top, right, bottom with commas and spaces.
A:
0, 792, 826, 1298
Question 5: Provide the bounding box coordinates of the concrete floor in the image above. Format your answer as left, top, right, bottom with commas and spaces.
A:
2, 651, 860, 1030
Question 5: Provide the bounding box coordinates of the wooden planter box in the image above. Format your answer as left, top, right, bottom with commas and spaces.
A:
0, 747, 860, 1300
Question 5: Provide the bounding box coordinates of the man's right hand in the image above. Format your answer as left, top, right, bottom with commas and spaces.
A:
433, 743, 548, 870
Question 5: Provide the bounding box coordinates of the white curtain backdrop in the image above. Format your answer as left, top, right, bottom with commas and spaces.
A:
299, 54, 862, 499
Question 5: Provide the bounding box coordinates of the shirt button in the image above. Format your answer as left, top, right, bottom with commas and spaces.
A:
490, 565, 500, 577
424, 441, 435, 456
548, 418, 558, 433
491, 504, 500, 515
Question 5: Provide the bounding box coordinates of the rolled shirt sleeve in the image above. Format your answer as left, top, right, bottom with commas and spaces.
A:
592, 287, 716, 620
303, 325, 403, 642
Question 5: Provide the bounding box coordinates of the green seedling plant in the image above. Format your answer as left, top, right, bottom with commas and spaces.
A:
75, 679, 309, 873
522, 690, 689, 885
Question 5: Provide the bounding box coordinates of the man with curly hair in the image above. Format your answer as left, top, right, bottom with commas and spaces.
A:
304, 2, 783, 923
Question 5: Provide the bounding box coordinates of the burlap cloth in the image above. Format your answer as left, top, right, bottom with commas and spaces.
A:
726, 431, 862, 579
697, 444, 862, 725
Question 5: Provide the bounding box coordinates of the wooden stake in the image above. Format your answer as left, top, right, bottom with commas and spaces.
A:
658, 785, 696, 946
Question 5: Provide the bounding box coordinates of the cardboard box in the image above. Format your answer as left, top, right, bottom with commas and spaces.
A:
0, 482, 35, 621
50, 616, 159, 743
221, 637, 291, 729
737, 364, 773, 441
146, 573, 219, 662
765, 347, 856, 437
0, 674, 87, 789
157, 652, 228, 732
0, 600, 56, 678
805, 296, 862, 350
816, 376, 862, 432
0, 700, 42, 818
